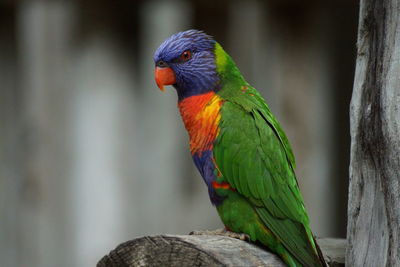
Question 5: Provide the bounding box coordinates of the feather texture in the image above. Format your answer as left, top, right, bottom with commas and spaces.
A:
154, 30, 326, 267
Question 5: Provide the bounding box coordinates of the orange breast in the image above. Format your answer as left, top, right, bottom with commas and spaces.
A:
178, 92, 223, 154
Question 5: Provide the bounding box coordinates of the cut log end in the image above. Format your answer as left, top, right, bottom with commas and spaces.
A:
97, 235, 345, 267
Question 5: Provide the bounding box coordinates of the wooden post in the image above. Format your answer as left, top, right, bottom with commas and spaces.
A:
347, 0, 400, 266
97, 236, 345, 267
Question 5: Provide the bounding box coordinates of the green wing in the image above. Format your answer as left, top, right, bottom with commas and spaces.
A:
214, 86, 321, 267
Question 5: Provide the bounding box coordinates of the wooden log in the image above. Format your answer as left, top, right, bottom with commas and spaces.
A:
347, 0, 400, 266
97, 235, 345, 266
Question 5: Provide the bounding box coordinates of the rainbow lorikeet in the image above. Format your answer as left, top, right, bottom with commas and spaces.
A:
153, 30, 327, 267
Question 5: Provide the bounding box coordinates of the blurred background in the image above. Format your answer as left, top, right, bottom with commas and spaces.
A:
1, 0, 358, 266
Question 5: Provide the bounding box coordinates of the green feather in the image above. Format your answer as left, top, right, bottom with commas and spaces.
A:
212, 43, 325, 267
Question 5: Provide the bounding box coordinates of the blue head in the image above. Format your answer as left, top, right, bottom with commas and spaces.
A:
153, 30, 219, 101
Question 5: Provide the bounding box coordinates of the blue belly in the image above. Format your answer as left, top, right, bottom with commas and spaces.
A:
192, 150, 223, 205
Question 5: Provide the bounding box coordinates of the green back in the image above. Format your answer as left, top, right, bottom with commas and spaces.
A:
213, 43, 322, 267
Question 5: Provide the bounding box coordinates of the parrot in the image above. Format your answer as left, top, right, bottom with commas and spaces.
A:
153, 29, 327, 267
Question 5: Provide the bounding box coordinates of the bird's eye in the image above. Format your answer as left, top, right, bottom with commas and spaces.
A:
180, 50, 191, 62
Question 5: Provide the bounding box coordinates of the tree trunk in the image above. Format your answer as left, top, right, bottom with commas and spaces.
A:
97, 235, 345, 267
347, 0, 400, 266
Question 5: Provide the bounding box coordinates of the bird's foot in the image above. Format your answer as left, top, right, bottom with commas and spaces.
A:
189, 228, 250, 241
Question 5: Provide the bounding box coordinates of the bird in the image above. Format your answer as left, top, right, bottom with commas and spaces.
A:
153, 29, 327, 267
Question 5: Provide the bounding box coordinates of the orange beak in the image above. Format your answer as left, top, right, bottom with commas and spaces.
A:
154, 67, 176, 91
